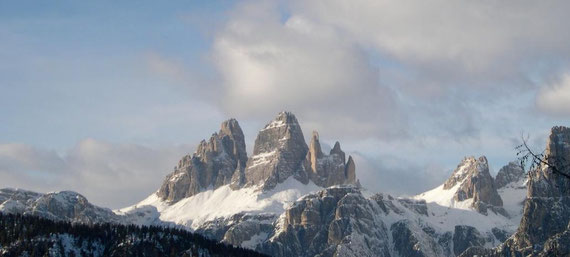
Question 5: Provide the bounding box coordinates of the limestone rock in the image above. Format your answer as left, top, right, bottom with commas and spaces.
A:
0, 188, 123, 224
444, 156, 505, 215
244, 112, 309, 190
453, 225, 485, 256
157, 119, 248, 202
260, 186, 391, 257
495, 161, 525, 189
304, 131, 357, 187
391, 220, 444, 257
495, 126, 570, 256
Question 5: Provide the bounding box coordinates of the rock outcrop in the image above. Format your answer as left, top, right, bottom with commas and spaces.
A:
243, 112, 309, 190
260, 186, 391, 257
493, 126, 570, 256
443, 156, 506, 215
495, 161, 525, 189
304, 131, 357, 188
0, 188, 123, 224
453, 225, 485, 256
157, 119, 248, 202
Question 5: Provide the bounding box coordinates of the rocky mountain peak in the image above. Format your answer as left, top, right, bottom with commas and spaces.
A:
492, 126, 570, 256
528, 126, 570, 198
157, 119, 248, 203
0, 188, 122, 224
244, 112, 309, 190
304, 132, 357, 187
495, 161, 525, 189
308, 131, 324, 160
443, 156, 487, 189
442, 156, 505, 215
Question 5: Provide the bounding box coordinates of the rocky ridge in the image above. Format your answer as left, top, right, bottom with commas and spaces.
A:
157, 119, 248, 202
0, 188, 124, 224
418, 156, 508, 216
157, 112, 358, 204
2, 112, 554, 257
304, 131, 357, 188
495, 161, 525, 189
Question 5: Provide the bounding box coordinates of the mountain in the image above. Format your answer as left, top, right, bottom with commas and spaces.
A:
3, 111, 563, 257
157, 118, 248, 203
464, 126, 570, 256
242, 111, 311, 190
0, 188, 124, 224
117, 112, 527, 256
416, 156, 508, 216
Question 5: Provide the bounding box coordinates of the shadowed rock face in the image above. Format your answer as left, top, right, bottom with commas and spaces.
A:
244, 112, 309, 190
453, 225, 485, 256
304, 131, 357, 188
496, 126, 570, 256
495, 161, 525, 189
444, 156, 505, 215
157, 119, 248, 202
468, 126, 570, 256
260, 186, 391, 257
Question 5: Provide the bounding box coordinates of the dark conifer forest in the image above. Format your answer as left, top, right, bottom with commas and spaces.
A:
0, 213, 269, 257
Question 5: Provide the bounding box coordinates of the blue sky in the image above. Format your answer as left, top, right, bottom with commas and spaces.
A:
1, 0, 569, 208
0, 1, 231, 149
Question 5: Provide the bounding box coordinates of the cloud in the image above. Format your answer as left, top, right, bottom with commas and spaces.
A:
293, 0, 570, 88
212, 2, 406, 139
0, 139, 192, 209
351, 152, 449, 196
537, 73, 570, 115
208, 0, 570, 144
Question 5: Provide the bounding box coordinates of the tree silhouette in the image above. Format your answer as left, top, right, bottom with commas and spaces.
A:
516, 134, 570, 179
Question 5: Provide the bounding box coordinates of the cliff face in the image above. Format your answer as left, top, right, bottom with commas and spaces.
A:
157, 119, 248, 202
506, 126, 570, 255
441, 156, 506, 215
242, 112, 358, 191
243, 112, 310, 190
260, 186, 392, 257
463, 126, 570, 256
495, 161, 525, 189
304, 131, 357, 188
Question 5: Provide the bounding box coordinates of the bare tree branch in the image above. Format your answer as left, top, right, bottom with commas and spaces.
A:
516, 134, 570, 180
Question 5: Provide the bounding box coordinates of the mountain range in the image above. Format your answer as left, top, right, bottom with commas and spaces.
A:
1, 112, 569, 257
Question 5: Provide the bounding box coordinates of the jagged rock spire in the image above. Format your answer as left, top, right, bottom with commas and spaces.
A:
243, 111, 309, 190
504, 126, 570, 254
157, 119, 248, 202
495, 161, 525, 189
443, 156, 505, 215
304, 131, 357, 187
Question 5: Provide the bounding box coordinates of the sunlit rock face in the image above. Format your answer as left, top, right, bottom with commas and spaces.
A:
157, 119, 248, 202
243, 111, 310, 191
512, 126, 570, 254
304, 131, 357, 188
443, 156, 506, 215
0, 188, 123, 224
467, 126, 570, 256
260, 186, 392, 257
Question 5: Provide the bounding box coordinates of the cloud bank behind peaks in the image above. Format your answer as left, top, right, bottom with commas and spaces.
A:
213, 2, 406, 139
537, 73, 570, 116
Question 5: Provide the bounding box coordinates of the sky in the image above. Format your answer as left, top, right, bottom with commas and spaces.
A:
1, 0, 570, 208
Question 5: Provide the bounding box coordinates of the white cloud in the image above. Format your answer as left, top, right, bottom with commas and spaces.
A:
537, 73, 570, 115
0, 139, 191, 209
213, 2, 406, 139
210, 0, 570, 143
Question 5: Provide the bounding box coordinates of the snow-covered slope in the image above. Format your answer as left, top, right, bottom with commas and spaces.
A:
117, 177, 321, 230
0, 188, 124, 224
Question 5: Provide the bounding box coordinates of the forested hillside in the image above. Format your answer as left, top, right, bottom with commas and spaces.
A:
0, 213, 268, 257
